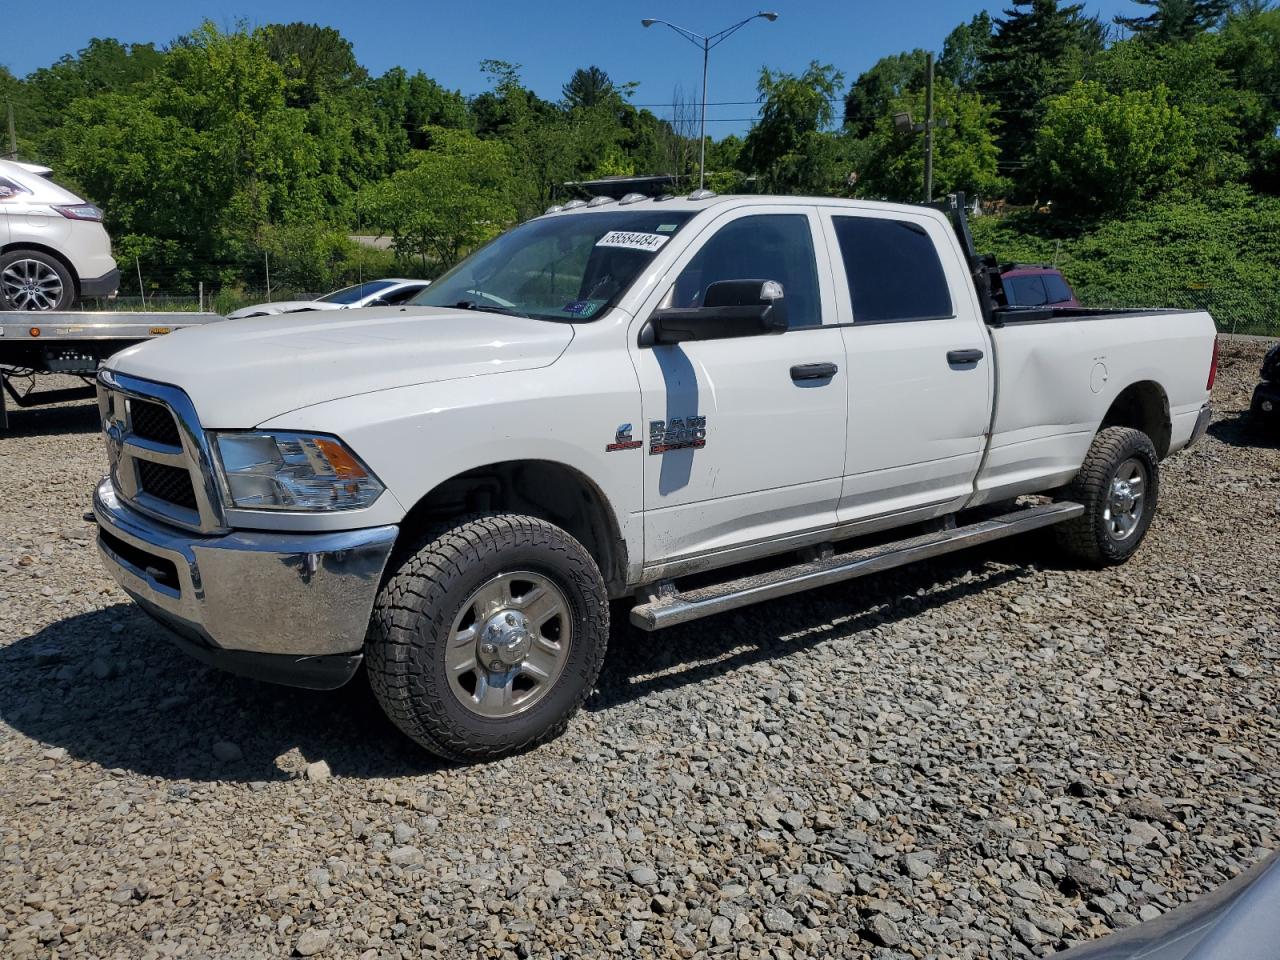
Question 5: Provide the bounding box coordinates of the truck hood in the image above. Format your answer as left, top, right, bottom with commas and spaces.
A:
106, 306, 575, 427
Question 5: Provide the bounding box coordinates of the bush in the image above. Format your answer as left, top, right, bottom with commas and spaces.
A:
971, 185, 1280, 335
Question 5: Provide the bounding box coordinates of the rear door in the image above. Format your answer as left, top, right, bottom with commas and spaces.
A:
630, 206, 849, 565
820, 208, 992, 524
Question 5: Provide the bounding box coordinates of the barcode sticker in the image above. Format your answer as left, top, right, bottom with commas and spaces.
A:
595, 231, 670, 252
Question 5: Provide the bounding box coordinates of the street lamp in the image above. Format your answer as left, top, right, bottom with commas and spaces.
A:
641, 12, 778, 191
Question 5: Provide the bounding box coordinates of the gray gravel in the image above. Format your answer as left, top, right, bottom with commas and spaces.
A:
1, 342, 1277, 959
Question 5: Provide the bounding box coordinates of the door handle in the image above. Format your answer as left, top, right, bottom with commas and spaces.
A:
947, 349, 984, 365
790, 362, 839, 381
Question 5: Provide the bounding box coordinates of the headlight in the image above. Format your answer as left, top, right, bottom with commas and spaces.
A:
211, 432, 384, 512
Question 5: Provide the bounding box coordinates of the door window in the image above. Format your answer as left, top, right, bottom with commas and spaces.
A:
383, 285, 427, 305
832, 216, 953, 323
671, 214, 821, 328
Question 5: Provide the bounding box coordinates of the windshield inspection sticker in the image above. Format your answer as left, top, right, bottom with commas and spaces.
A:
595, 230, 670, 252
561, 300, 602, 317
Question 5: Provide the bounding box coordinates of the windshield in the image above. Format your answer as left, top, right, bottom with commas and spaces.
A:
412, 210, 696, 321
319, 280, 398, 304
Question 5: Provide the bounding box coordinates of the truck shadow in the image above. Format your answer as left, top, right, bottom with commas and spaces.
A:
1207, 412, 1278, 450
0, 397, 100, 437
590, 537, 1042, 712
0, 604, 440, 783
1, 537, 1047, 782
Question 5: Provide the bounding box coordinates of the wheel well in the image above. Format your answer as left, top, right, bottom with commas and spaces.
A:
0, 242, 80, 293
394, 460, 628, 596
1101, 381, 1171, 458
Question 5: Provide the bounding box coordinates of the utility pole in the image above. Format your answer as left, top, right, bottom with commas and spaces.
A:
5, 102, 17, 161
923, 53, 935, 203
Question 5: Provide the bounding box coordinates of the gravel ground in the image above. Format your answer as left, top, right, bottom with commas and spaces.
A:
0, 341, 1276, 960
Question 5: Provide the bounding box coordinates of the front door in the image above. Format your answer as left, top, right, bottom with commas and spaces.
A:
630, 207, 849, 566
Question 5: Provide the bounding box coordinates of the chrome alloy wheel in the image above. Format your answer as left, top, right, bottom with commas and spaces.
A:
1, 258, 64, 311
447, 571, 572, 718
1104, 457, 1147, 541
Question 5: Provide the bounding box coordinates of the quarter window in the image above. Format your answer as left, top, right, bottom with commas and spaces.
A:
831, 216, 953, 323
671, 214, 822, 328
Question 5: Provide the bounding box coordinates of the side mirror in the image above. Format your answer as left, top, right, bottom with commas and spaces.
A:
643, 279, 788, 346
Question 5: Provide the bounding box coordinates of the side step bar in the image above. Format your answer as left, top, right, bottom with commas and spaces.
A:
630, 501, 1084, 631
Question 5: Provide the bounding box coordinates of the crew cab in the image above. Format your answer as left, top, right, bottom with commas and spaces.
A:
91, 192, 1217, 761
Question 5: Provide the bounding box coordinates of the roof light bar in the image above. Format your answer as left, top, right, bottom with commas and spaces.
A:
688, 188, 717, 200
618, 192, 647, 205
562, 199, 588, 210
544, 204, 564, 214
586, 195, 614, 207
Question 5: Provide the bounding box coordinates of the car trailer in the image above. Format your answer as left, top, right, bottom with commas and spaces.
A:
0, 311, 222, 428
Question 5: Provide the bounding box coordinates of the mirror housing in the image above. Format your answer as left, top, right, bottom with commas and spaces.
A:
643, 279, 788, 346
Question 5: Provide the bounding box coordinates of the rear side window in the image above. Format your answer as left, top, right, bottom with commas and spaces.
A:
0, 176, 29, 200
831, 216, 952, 323
1004, 275, 1048, 306
1043, 273, 1073, 304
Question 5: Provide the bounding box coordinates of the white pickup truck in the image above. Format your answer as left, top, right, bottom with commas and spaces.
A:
91, 192, 1217, 760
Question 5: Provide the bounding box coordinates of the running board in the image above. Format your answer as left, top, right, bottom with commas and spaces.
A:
630, 501, 1084, 631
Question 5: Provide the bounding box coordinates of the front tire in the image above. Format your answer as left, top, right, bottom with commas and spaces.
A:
0, 250, 75, 311
366, 515, 609, 762
1056, 426, 1160, 566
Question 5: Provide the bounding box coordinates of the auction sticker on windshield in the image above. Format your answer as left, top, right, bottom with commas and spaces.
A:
596, 231, 670, 252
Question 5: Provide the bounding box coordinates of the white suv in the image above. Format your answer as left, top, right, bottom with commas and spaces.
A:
0, 159, 119, 311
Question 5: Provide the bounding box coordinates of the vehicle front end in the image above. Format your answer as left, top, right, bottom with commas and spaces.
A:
92, 369, 398, 689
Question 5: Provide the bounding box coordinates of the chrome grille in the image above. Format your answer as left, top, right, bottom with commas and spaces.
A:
97, 371, 226, 534
129, 398, 182, 447
137, 460, 199, 511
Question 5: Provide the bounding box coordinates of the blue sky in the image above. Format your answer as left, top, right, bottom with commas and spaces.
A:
2, 0, 1141, 136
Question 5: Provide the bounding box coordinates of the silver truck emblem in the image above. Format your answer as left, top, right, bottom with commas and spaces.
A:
649, 417, 706, 455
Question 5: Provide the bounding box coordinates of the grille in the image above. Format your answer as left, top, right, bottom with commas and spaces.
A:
130, 398, 182, 447
138, 460, 198, 512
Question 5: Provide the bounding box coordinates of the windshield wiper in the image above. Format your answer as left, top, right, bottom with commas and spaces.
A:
453, 299, 532, 319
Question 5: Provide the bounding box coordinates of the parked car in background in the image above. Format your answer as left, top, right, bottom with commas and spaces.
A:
1251, 341, 1279, 428
1001, 264, 1079, 308
225, 279, 430, 319
0, 159, 119, 311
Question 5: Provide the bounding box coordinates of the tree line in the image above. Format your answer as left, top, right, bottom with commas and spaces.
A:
0, 2, 1277, 307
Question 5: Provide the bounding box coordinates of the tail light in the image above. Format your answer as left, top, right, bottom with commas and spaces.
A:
1207, 336, 1219, 391
53, 203, 104, 222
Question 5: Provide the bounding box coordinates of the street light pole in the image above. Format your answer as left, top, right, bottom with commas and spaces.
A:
641, 12, 779, 191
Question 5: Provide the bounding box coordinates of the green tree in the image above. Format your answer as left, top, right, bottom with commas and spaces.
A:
741, 62, 847, 194
1033, 81, 1195, 212
1115, 0, 1230, 41
858, 79, 1005, 202
259, 22, 366, 107
979, 0, 1106, 190
843, 52, 927, 138
361, 127, 516, 270
562, 66, 616, 109
939, 13, 994, 89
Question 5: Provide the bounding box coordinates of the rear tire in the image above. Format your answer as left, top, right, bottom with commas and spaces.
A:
0, 249, 75, 311
366, 514, 609, 762
1055, 426, 1159, 566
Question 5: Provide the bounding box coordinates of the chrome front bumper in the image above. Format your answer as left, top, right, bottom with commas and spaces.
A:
94, 477, 397, 688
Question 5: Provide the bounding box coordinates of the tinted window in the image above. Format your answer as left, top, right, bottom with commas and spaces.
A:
1004, 275, 1048, 306
831, 217, 952, 323
672, 214, 821, 327
1043, 273, 1073, 304
319, 280, 397, 304
383, 285, 426, 305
